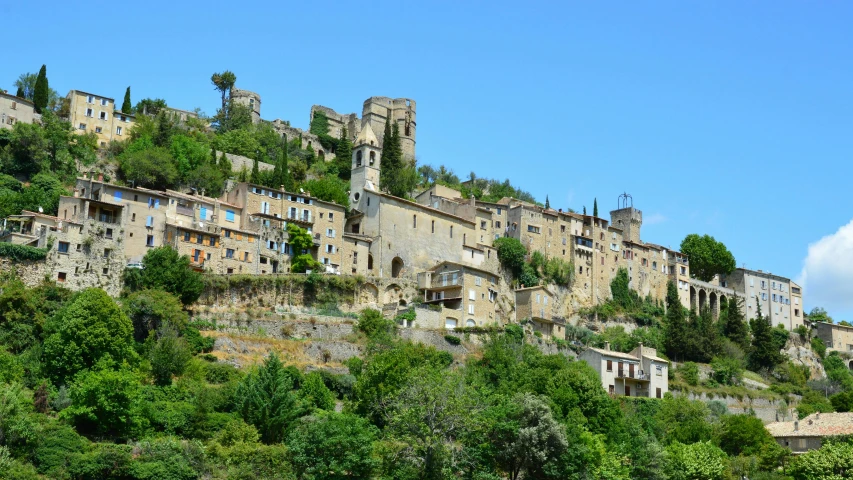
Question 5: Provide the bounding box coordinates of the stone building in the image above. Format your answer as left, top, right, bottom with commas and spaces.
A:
230, 88, 261, 124
579, 342, 669, 398
766, 412, 853, 454
515, 286, 567, 340
0, 92, 36, 129
719, 268, 802, 330
813, 322, 853, 358
66, 90, 135, 147
417, 261, 504, 328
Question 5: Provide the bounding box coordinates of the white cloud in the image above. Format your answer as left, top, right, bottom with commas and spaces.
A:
799, 218, 853, 312
644, 213, 667, 225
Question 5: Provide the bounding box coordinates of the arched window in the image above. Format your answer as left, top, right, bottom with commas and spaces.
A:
356, 150, 362, 167
391, 257, 404, 278
369, 151, 375, 165
318, 150, 325, 160
466, 319, 476, 327
367, 254, 374, 271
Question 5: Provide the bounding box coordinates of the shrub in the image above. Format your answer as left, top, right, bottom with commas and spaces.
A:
444, 334, 461, 345
356, 308, 396, 342
0, 243, 48, 261
811, 337, 826, 359
710, 356, 744, 386
680, 362, 700, 386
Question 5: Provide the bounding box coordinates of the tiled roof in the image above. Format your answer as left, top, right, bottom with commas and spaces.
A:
585, 347, 642, 362
766, 413, 853, 438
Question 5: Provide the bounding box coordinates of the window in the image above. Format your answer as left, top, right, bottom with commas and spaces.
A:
606, 360, 613, 372
103, 248, 111, 258
86, 108, 93, 117
79, 123, 87, 130
326, 228, 335, 238
195, 234, 203, 244
450, 226, 453, 238
656, 365, 663, 376
469, 289, 476, 301
226, 249, 235, 259
146, 215, 153, 227
105, 228, 113, 239
87, 95, 94, 103
243, 252, 249, 261
10, 101, 16, 110
209, 237, 216, 246
224, 230, 231, 238
326, 244, 336, 254
99, 111, 107, 120
527, 225, 540, 234
57, 272, 67, 282
58, 241, 70, 253
184, 231, 191, 242
413, 215, 417, 228
95, 126, 102, 133
148, 197, 160, 209
475, 276, 482, 286
481, 221, 487, 230
146, 235, 154, 247
468, 304, 474, 314
100, 98, 108, 106
116, 126, 122, 135
497, 208, 502, 215
656, 388, 662, 399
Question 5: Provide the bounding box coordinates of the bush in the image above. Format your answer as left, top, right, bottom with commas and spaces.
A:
710, 356, 743, 386
0, 243, 48, 261
356, 308, 396, 342
680, 362, 700, 386
811, 337, 826, 359
444, 334, 461, 345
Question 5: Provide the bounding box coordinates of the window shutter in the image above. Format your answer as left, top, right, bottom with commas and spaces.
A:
200, 206, 207, 220
114, 191, 122, 201
146, 216, 153, 227
221, 248, 227, 258
154, 199, 160, 209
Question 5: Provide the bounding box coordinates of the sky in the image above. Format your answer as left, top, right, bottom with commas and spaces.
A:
4, 1, 853, 319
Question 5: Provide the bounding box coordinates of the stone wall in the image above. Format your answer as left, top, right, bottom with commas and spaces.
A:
682, 392, 797, 424
215, 151, 274, 173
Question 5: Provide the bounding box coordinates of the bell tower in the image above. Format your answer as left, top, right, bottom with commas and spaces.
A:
350, 122, 381, 211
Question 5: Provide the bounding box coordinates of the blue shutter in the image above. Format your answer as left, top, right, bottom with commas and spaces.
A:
114, 190, 122, 201
146, 216, 153, 227
154, 199, 160, 209
200, 206, 207, 220
226, 210, 235, 222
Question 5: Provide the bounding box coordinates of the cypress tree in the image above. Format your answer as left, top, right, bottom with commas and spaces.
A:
382, 118, 392, 149
545, 195, 550, 209
583, 206, 587, 215
33, 64, 49, 113
15, 86, 24, 98
380, 123, 403, 194
335, 127, 352, 181
218, 152, 232, 176
251, 158, 260, 184
664, 281, 688, 362
122, 87, 132, 113
593, 198, 598, 217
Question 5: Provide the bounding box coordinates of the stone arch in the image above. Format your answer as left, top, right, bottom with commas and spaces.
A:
466, 319, 476, 327
318, 149, 325, 160
710, 292, 718, 318
383, 284, 402, 304
849, 360, 853, 371
398, 299, 407, 307
359, 283, 379, 304
367, 253, 373, 271
698, 289, 707, 312
356, 150, 363, 167
690, 286, 697, 312
720, 294, 728, 308
445, 317, 458, 330
391, 256, 404, 278
369, 151, 376, 165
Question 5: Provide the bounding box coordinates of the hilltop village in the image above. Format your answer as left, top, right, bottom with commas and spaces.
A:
2, 83, 804, 336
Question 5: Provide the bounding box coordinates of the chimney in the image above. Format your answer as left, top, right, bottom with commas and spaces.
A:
638, 342, 644, 354
73, 188, 79, 198
97, 173, 103, 182
470, 194, 475, 207
604, 341, 611, 351
794, 420, 799, 432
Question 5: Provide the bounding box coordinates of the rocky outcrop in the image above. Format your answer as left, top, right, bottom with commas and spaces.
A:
783, 333, 826, 380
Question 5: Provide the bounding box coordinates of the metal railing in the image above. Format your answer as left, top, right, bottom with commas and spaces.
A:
617, 370, 650, 381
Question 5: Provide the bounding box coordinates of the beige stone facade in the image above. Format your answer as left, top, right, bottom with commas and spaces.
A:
0, 92, 36, 129
580, 343, 669, 398
515, 286, 566, 339
766, 412, 853, 454
66, 90, 135, 146
813, 322, 853, 356
417, 261, 503, 328
719, 268, 802, 330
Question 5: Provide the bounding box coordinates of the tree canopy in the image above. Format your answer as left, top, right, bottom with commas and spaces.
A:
680, 234, 736, 281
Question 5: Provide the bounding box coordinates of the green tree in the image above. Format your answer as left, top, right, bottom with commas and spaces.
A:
251, 158, 260, 183
0, 382, 37, 448
679, 234, 736, 282
60, 362, 144, 437
121, 86, 132, 113
380, 122, 404, 195
664, 281, 689, 361
300, 372, 335, 411
721, 296, 750, 350
488, 393, 568, 480
593, 198, 598, 217
309, 110, 330, 136
710, 356, 743, 385
218, 151, 232, 177
335, 126, 352, 180
807, 307, 833, 324
287, 223, 319, 273
663, 441, 729, 480
235, 353, 303, 444
13, 72, 37, 99
545, 195, 550, 209
123, 289, 188, 342
117, 145, 179, 189
211, 70, 237, 111
32, 65, 48, 114
715, 414, 786, 469
287, 412, 379, 480
655, 395, 713, 445
357, 308, 397, 343
134, 98, 167, 116
788, 438, 853, 480
148, 327, 192, 386
748, 301, 783, 371
301, 177, 349, 208
611, 267, 638, 310
132, 246, 204, 305
494, 237, 527, 278
43, 289, 138, 383
383, 368, 476, 478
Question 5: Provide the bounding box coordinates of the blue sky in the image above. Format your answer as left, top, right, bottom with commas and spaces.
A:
4, 1, 853, 319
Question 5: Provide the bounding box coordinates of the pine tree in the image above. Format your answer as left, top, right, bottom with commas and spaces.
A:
122, 87, 132, 113
583, 206, 587, 215
33, 65, 49, 114
748, 301, 783, 371
664, 281, 688, 362
210, 147, 218, 166
593, 198, 598, 217
545, 195, 550, 209
722, 297, 750, 350
15, 86, 24, 98
251, 158, 260, 184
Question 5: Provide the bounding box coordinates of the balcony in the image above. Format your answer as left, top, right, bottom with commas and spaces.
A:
617, 369, 650, 381
312, 233, 321, 246
287, 212, 314, 225
176, 205, 194, 217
